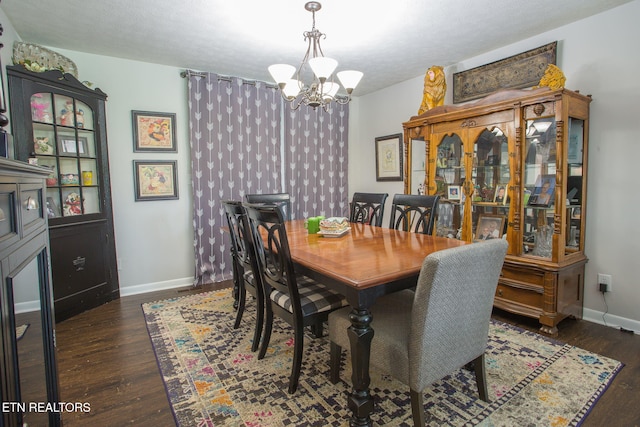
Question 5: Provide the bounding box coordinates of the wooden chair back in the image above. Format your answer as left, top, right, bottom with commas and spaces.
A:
245, 193, 292, 221
349, 192, 388, 226
389, 194, 440, 234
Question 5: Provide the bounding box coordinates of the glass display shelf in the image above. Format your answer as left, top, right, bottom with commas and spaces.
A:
30, 92, 101, 219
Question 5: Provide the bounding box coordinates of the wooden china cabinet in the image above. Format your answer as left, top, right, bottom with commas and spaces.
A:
7, 65, 119, 321
403, 87, 591, 335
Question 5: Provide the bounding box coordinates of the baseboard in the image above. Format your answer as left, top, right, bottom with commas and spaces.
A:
582, 308, 640, 335
119, 276, 196, 297
15, 276, 200, 313
15, 300, 41, 314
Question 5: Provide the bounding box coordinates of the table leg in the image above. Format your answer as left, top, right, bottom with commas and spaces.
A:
347, 308, 374, 427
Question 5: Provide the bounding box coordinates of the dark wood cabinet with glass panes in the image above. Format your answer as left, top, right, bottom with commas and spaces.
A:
403, 87, 591, 336
7, 65, 119, 321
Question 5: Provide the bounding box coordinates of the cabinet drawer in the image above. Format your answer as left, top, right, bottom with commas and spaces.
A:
497, 265, 545, 310
501, 265, 544, 287
495, 281, 544, 309
50, 223, 109, 300
20, 187, 46, 234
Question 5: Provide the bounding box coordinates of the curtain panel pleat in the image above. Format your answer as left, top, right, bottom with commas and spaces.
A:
187, 72, 349, 286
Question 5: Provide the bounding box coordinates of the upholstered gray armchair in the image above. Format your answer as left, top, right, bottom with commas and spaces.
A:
328, 239, 508, 426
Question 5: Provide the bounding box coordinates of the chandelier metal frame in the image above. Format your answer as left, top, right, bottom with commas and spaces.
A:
268, 1, 363, 111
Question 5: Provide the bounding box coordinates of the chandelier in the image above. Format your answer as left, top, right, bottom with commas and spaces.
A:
268, 1, 363, 111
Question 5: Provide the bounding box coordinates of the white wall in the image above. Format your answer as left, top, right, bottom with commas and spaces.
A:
350, 0, 640, 331
0, 10, 195, 295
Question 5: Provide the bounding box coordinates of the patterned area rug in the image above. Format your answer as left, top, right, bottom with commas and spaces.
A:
142, 290, 623, 426
16, 324, 29, 341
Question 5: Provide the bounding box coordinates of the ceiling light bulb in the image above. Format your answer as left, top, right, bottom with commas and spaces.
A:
268, 64, 296, 85
282, 79, 302, 99
322, 82, 339, 100
308, 57, 338, 81
337, 70, 363, 93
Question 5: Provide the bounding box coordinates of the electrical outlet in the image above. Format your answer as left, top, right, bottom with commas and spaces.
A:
597, 273, 612, 292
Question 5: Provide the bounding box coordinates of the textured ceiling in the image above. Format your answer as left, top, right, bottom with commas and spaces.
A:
1, 0, 632, 95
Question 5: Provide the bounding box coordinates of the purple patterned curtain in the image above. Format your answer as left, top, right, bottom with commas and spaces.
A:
284, 105, 350, 219
187, 72, 283, 285
187, 71, 350, 285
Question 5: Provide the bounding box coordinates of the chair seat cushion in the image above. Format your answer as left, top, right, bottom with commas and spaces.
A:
270, 275, 347, 316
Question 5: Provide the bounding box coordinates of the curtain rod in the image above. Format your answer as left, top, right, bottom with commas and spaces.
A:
181, 69, 277, 89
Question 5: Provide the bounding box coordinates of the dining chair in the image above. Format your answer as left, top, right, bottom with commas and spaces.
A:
245, 192, 292, 221
242, 203, 348, 394
328, 239, 508, 427
222, 201, 264, 352
388, 194, 440, 234
349, 192, 388, 226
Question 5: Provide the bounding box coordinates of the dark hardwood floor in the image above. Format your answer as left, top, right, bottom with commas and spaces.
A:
54, 282, 639, 426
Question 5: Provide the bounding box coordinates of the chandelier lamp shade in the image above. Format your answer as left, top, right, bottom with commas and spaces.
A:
268, 1, 363, 110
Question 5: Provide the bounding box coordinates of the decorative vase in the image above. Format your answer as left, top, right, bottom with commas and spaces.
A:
532, 225, 552, 257
567, 225, 578, 247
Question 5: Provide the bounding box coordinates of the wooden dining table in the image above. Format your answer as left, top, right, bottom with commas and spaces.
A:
284, 219, 467, 427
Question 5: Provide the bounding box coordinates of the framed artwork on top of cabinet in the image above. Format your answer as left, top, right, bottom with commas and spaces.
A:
132, 110, 177, 152
375, 133, 403, 181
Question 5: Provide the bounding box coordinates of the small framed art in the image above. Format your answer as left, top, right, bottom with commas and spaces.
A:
133, 160, 178, 201
447, 185, 461, 200
58, 136, 88, 156
132, 111, 177, 152
475, 214, 506, 241
375, 133, 403, 181
493, 185, 508, 205
527, 174, 556, 207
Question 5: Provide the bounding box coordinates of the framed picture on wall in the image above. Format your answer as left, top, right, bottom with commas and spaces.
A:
132, 111, 177, 152
375, 133, 403, 181
133, 160, 179, 201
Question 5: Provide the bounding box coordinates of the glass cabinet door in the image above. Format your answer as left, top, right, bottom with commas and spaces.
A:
566, 118, 585, 255
433, 133, 464, 238
432, 127, 510, 241
522, 117, 557, 259
30, 93, 101, 219
410, 139, 426, 195
470, 127, 510, 241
